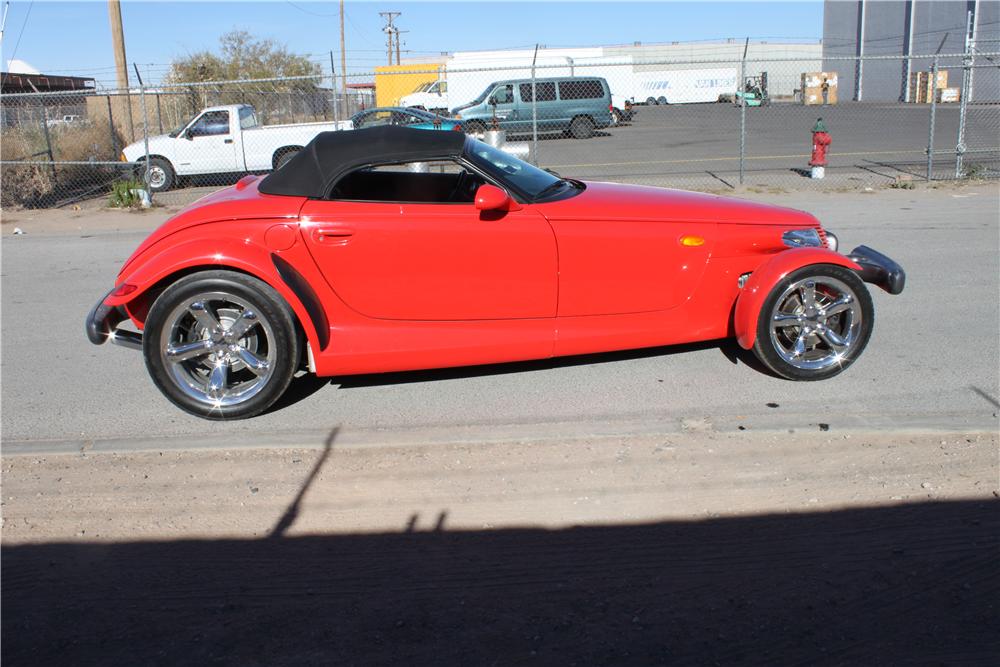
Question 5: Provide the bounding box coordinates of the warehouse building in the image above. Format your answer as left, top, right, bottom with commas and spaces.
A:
823, 0, 999, 102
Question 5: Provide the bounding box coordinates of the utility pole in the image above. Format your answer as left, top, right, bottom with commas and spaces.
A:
379, 11, 401, 65
108, 0, 129, 91
108, 0, 135, 139
339, 0, 346, 97
395, 29, 408, 65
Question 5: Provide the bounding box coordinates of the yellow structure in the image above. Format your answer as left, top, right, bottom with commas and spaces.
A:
374, 64, 442, 108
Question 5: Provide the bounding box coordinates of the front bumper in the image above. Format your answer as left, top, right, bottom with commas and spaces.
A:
847, 245, 906, 295
85, 288, 142, 350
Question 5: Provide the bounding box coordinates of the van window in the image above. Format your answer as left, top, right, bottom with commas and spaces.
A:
491, 84, 513, 104
558, 80, 605, 100
519, 82, 556, 102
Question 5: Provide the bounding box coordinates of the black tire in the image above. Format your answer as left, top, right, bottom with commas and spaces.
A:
143, 270, 301, 420
611, 108, 623, 124
751, 264, 874, 381
570, 115, 595, 139
645, 96, 657, 106
464, 120, 486, 136
273, 147, 301, 170
657, 96, 668, 105
142, 157, 175, 193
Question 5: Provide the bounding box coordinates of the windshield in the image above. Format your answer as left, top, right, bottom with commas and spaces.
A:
469, 83, 494, 106
465, 140, 579, 201
168, 112, 200, 137
413, 82, 432, 93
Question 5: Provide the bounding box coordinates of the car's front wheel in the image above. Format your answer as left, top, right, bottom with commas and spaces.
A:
752, 264, 874, 381
142, 157, 175, 193
143, 271, 301, 419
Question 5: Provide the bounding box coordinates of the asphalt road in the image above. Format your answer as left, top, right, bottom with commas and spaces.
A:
2, 185, 998, 451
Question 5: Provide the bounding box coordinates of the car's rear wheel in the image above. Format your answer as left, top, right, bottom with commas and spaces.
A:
657, 96, 668, 105
752, 264, 874, 381
570, 115, 595, 139
143, 271, 300, 419
611, 107, 623, 124
645, 97, 657, 105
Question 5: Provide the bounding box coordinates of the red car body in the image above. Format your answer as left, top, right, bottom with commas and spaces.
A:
87, 127, 904, 418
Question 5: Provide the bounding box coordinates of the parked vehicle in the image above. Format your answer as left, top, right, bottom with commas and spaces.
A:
45, 114, 85, 128
637, 68, 739, 105
399, 80, 449, 114
88, 126, 905, 419
120, 104, 351, 192
351, 107, 462, 132
452, 77, 613, 139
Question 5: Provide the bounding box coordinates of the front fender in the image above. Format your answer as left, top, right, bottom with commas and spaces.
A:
734, 248, 861, 350
106, 234, 326, 353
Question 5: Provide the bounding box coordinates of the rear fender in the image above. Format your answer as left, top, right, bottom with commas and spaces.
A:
734, 248, 861, 349
106, 236, 325, 353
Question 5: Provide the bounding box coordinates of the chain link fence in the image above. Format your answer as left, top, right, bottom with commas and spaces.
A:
2, 52, 996, 209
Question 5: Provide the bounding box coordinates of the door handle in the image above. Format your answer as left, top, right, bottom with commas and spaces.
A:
224, 139, 234, 144
312, 227, 355, 244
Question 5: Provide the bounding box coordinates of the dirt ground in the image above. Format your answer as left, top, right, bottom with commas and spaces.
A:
3, 430, 998, 665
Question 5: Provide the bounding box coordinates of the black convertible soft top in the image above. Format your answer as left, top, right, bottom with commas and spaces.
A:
258, 125, 468, 198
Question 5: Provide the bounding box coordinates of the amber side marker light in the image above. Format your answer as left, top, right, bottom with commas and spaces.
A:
680, 235, 705, 247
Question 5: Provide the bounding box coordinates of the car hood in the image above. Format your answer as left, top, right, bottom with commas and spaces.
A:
117, 176, 306, 278
121, 133, 174, 159
540, 181, 820, 227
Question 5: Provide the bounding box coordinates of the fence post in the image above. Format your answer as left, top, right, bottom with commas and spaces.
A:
531, 43, 539, 166
39, 105, 58, 186
738, 48, 747, 185
106, 95, 118, 157
955, 11, 974, 178
926, 57, 938, 182
134, 63, 152, 202
155, 94, 163, 133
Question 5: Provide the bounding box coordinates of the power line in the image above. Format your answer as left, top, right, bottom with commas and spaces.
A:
7, 0, 34, 65
283, 0, 338, 18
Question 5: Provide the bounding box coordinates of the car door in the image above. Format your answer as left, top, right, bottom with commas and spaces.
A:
487, 84, 519, 130
175, 110, 241, 174
299, 161, 557, 321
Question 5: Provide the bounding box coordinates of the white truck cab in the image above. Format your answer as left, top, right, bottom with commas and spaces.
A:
399, 80, 449, 115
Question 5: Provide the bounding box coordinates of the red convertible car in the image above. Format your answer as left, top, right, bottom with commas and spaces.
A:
87, 126, 904, 419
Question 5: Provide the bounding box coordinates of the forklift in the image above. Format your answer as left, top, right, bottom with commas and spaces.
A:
734, 71, 769, 107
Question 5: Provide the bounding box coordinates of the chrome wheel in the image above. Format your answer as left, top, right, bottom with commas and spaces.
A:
159, 291, 277, 408
768, 275, 864, 371
147, 165, 167, 189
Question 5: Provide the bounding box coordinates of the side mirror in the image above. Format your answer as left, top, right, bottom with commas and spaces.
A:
488, 96, 497, 106
183, 129, 194, 140
474, 184, 520, 212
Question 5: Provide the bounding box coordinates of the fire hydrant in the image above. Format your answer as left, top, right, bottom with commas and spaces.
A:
810, 118, 831, 179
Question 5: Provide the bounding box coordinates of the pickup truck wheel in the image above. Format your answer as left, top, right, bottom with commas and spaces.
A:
657, 96, 668, 105
273, 148, 301, 170
570, 116, 595, 139
464, 120, 486, 137
645, 97, 658, 105
143, 270, 300, 420
142, 157, 174, 193
752, 265, 874, 381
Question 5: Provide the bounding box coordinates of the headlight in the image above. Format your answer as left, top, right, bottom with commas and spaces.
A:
782, 228, 823, 248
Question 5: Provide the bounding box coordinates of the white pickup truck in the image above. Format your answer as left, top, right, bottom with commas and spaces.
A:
122, 104, 352, 192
